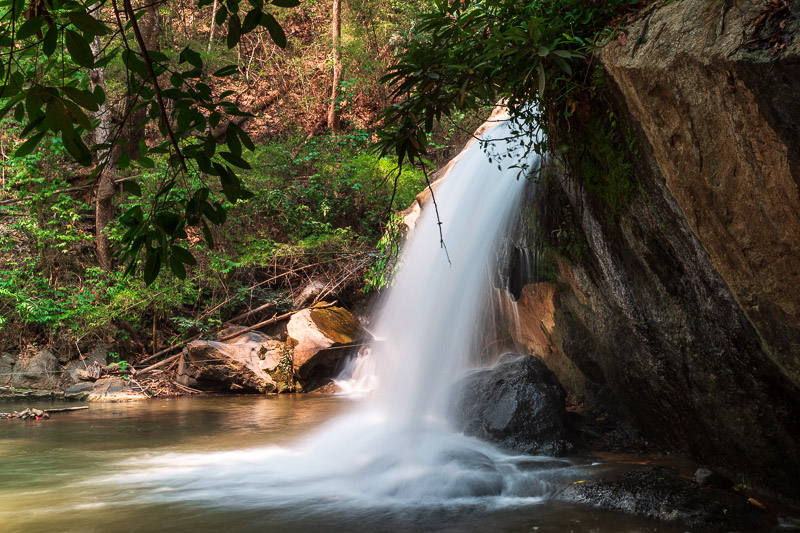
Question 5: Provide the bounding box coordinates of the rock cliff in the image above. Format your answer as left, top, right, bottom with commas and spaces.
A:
513, 0, 800, 499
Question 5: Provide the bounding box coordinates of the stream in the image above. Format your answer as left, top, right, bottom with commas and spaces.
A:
0, 396, 689, 533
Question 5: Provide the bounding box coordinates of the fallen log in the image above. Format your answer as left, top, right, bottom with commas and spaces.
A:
44, 406, 89, 413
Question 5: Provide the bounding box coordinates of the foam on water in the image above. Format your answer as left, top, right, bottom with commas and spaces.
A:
112, 115, 581, 511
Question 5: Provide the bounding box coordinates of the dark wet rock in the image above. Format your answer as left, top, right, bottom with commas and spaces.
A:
0, 352, 15, 387
452, 353, 572, 456
693, 467, 734, 490
64, 377, 147, 401
560, 466, 767, 530
10, 349, 60, 390
287, 303, 370, 392
177, 332, 277, 393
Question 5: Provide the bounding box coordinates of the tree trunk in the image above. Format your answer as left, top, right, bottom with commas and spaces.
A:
89, 4, 114, 268
327, 0, 342, 133
122, 1, 162, 162
94, 168, 115, 269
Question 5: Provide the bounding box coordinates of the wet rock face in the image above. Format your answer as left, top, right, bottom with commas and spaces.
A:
178, 332, 277, 393
452, 354, 572, 456
530, 0, 800, 498
560, 466, 766, 531
10, 349, 60, 390
287, 304, 370, 391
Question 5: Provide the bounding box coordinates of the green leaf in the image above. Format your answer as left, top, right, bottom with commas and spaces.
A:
219, 151, 251, 169
179, 46, 203, 68
62, 86, 99, 112
552, 49, 572, 59
226, 123, 242, 156
123, 180, 142, 196
17, 16, 44, 40
215, 5, 229, 26
143, 248, 161, 285
171, 245, 197, 265
137, 156, 156, 168
93, 85, 106, 105
213, 64, 239, 77
42, 26, 58, 56
62, 133, 92, 166
238, 128, 255, 151
62, 99, 92, 130
537, 46, 549, 57
202, 220, 215, 249
13, 103, 24, 121
202, 201, 227, 224
227, 14, 242, 49
68, 11, 110, 36
260, 12, 286, 48
155, 212, 181, 234
169, 256, 187, 279
15, 132, 46, 157
65, 29, 95, 68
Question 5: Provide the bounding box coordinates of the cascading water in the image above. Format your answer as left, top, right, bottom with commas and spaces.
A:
110, 114, 583, 520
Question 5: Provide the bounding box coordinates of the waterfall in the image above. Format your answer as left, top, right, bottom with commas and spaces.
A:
348, 115, 536, 423
113, 114, 581, 513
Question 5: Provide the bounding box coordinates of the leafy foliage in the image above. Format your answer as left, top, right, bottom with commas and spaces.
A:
376, 0, 638, 170
0, 0, 297, 283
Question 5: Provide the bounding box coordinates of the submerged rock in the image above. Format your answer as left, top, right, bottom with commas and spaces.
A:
10, 349, 60, 390
64, 377, 147, 401
177, 331, 277, 393
287, 303, 370, 391
452, 353, 572, 456
560, 466, 766, 530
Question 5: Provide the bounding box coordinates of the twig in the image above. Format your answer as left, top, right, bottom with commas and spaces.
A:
134, 353, 181, 376
415, 155, 451, 265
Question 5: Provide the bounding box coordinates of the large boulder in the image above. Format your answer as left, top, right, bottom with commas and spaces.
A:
177, 331, 278, 393
10, 349, 60, 390
0, 352, 15, 387
64, 377, 147, 401
452, 353, 572, 456
286, 303, 370, 391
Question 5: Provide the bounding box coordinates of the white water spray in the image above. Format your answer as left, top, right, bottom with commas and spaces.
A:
112, 115, 581, 513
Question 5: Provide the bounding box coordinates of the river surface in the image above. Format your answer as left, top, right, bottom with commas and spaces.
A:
0, 396, 690, 533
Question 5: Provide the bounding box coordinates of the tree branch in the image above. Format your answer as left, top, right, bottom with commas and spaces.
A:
121, 0, 187, 173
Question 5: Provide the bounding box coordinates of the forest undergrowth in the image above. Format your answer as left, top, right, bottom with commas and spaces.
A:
0, 0, 485, 362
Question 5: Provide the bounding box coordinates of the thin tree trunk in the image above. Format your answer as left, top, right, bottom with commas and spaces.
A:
95, 168, 115, 269
327, 0, 342, 133
89, 3, 114, 269
208, 0, 218, 53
